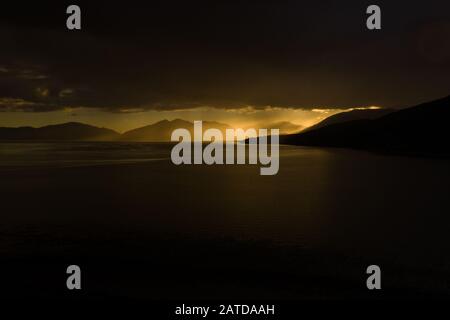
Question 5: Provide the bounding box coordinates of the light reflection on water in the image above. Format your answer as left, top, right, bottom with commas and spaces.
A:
0, 142, 450, 268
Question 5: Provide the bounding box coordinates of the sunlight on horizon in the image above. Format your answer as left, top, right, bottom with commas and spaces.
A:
0, 105, 382, 133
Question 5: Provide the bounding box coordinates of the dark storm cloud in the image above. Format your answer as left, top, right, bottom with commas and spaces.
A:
0, 0, 449, 112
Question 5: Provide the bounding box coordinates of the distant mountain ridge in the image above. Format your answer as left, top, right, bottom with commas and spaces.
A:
265, 121, 303, 134
120, 119, 232, 142
280, 95, 450, 156
0, 122, 120, 141
0, 119, 233, 142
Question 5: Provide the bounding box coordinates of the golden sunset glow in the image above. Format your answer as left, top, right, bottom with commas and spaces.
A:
0, 105, 382, 133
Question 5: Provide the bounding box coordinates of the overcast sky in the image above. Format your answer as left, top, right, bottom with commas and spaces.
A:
0, 0, 449, 129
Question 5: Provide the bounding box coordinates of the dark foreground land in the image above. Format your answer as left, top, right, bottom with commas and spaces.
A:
1, 143, 450, 301
281, 95, 450, 158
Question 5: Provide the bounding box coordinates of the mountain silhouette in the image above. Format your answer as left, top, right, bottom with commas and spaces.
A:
121, 119, 232, 142
304, 108, 393, 132
264, 121, 303, 134
0, 122, 120, 141
280, 95, 450, 156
